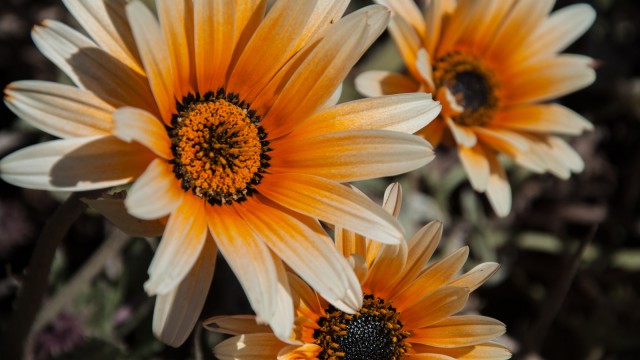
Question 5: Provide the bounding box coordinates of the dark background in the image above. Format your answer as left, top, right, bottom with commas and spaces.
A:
1, 0, 639, 359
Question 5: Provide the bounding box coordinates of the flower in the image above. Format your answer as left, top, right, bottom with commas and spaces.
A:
0, 0, 441, 346
207, 183, 510, 359
356, 0, 596, 216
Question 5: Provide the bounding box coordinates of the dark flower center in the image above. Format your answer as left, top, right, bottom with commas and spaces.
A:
168, 89, 271, 206
314, 295, 410, 360
433, 51, 499, 127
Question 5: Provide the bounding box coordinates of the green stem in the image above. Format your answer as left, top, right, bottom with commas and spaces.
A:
1, 192, 91, 359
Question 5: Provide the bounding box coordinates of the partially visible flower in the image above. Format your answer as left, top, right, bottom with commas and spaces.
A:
0, 0, 440, 346
357, 0, 596, 216
207, 183, 510, 359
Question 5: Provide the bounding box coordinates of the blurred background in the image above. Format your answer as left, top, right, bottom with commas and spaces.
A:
0, 0, 639, 359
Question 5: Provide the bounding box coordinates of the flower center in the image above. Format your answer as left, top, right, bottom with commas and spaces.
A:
168, 90, 270, 206
433, 51, 499, 127
314, 295, 410, 360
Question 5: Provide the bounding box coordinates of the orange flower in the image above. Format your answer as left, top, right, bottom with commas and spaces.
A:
207, 184, 509, 359
356, 0, 596, 216
0, 0, 441, 346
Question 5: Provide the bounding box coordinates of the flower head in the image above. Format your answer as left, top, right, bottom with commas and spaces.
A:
356, 0, 596, 216
0, 0, 440, 346
207, 183, 510, 359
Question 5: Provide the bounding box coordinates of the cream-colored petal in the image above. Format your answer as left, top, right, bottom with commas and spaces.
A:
62, 0, 143, 74
82, 197, 165, 237
236, 199, 362, 315
319, 83, 343, 111
0, 136, 152, 191
547, 136, 585, 173
152, 238, 216, 347
513, 4, 596, 65
259, 173, 403, 245
268, 253, 295, 342
207, 204, 278, 326
215, 334, 283, 360
294, 93, 439, 137
491, 103, 593, 135
416, 48, 435, 91
449, 262, 500, 292
195, 0, 236, 93
400, 286, 470, 329
126, 1, 175, 125
474, 127, 529, 155
259, 5, 389, 138
227, 0, 347, 104
4, 80, 114, 138
411, 342, 512, 360
32, 20, 158, 114
112, 107, 172, 159
157, 0, 195, 99
382, 182, 403, 217
355, 70, 420, 98
486, 0, 555, 61
270, 129, 434, 182
376, 0, 425, 37
504, 55, 596, 106
203, 315, 271, 336
485, 152, 512, 217
446, 117, 477, 147
392, 247, 469, 309
125, 158, 184, 220
387, 13, 422, 80
411, 315, 506, 348
144, 194, 208, 295
458, 144, 490, 192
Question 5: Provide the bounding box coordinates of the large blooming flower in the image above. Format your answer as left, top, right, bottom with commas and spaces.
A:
207, 183, 510, 359
356, 0, 596, 216
0, 0, 441, 346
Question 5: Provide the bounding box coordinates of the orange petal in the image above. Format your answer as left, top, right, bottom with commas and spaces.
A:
449, 262, 500, 292
112, 107, 173, 160
214, 333, 283, 359
399, 286, 469, 329
125, 158, 184, 220
411, 315, 506, 348
491, 103, 593, 135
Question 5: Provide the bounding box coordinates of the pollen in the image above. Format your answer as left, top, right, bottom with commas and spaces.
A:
313, 295, 410, 360
433, 51, 500, 127
168, 90, 270, 206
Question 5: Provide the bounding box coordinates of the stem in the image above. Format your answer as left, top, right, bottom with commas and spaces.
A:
1, 192, 92, 359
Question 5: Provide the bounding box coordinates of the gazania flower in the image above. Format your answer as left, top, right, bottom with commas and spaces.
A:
356, 0, 596, 216
207, 183, 510, 359
0, 0, 440, 346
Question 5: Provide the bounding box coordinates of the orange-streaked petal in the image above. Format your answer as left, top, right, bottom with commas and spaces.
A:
449, 263, 501, 292
355, 70, 419, 98
61, 0, 143, 74
260, 5, 389, 138
411, 315, 506, 348
126, 1, 175, 125
437, 0, 483, 56
157, 0, 195, 99
32, 20, 158, 114
207, 204, 278, 327
0, 136, 152, 191
259, 173, 403, 245
293, 93, 440, 137
387, 13, 422, 80
458, 144, 490, 192
204, 315, 271, 336
236, 199, 362, 314
152, 238, 217, 347
392, 247, 469, 310
492, 103, 593, 135
214, 333, 283, 360
270, 129, 434, 183
125, 158, 184, 220
195, 0, 236, 93
400, 286, 470, 329
411, 342, 512, 360
485, 151, 512, 218
144, 194, 207, 295
423, 0, 443, 55
4, 80, 114, 138
363, 238, 408, 298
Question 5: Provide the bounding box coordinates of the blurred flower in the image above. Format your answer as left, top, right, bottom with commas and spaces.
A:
0, 0, 440, 346
357, 0, 596, 216
207, 183, 509, 359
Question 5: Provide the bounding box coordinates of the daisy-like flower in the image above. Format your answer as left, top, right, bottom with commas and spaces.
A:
0, 0, 441, 346
207, 183, 510, 360
356, 0, 596, 216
